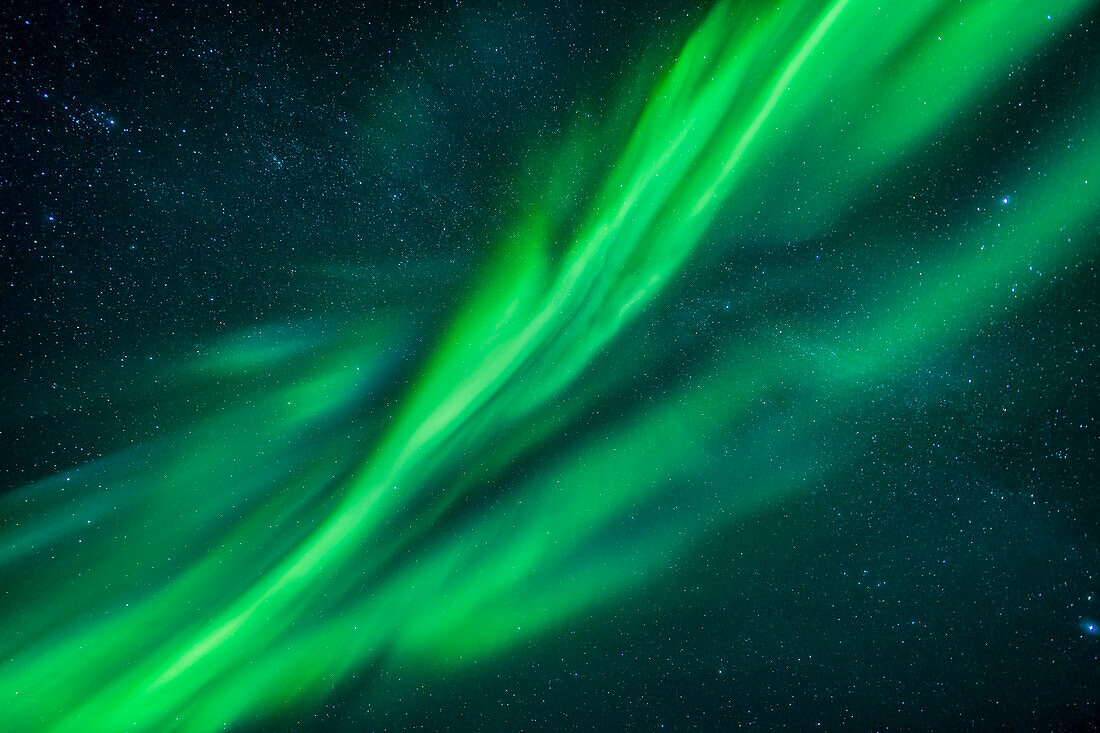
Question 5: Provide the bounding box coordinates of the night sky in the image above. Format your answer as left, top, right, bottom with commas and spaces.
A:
2, 1, 1098, 731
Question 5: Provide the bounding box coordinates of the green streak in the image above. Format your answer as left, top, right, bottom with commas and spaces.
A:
1, 1, 1095, 730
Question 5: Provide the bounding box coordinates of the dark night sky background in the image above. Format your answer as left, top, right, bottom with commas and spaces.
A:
4, 0, 691, 484
2, 1, 1098, 730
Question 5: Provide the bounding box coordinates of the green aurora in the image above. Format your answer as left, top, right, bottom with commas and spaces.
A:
2, 0, 1098, 730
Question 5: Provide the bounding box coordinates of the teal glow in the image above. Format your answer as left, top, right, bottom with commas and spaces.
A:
1, 1, 1096, 730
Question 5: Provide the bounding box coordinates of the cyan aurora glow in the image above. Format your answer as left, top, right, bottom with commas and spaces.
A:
3, 1, 1098, 730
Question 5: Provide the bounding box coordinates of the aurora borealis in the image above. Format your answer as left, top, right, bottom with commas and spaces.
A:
2, 0, 1098, 730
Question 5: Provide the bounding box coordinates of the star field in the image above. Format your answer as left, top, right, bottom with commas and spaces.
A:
1, 1, 1098, 731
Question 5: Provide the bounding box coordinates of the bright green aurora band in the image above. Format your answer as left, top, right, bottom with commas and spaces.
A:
2, 0, 1098, 730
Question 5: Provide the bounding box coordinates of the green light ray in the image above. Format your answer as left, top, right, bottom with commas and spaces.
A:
1, 1, 1095, 730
